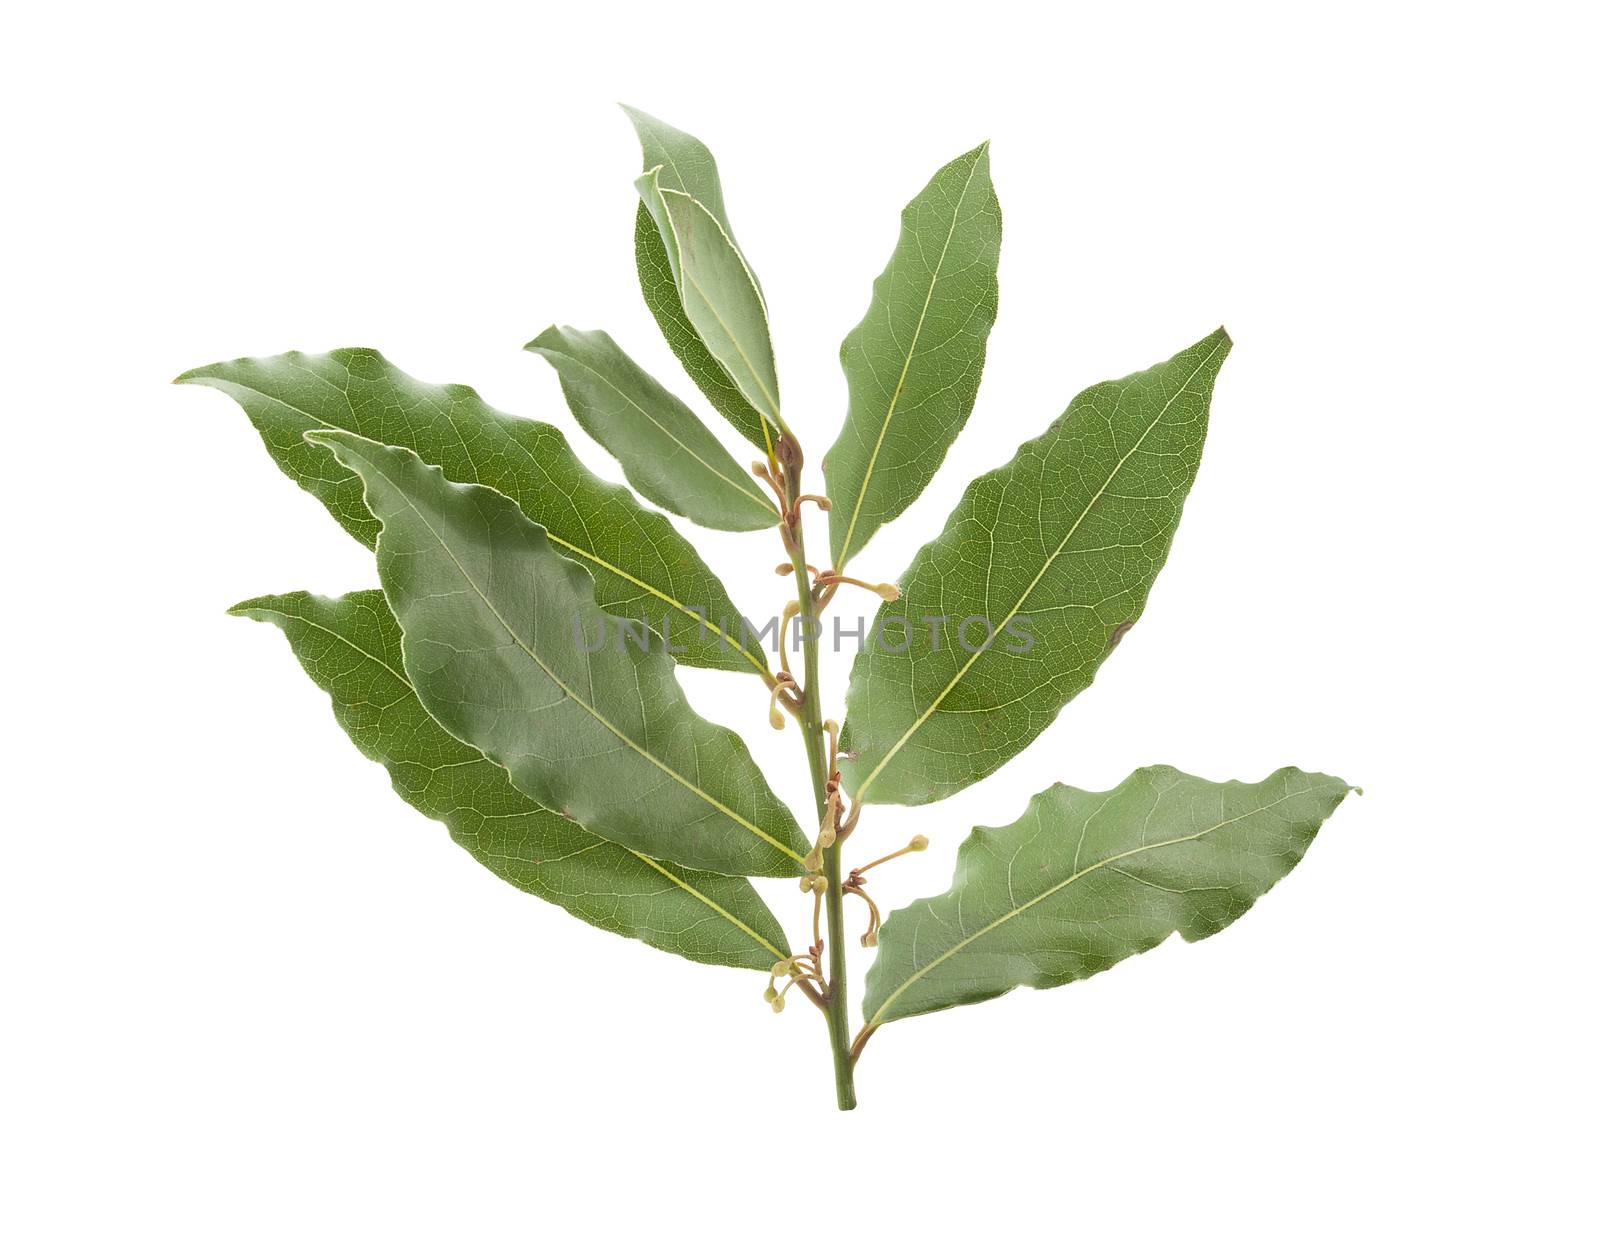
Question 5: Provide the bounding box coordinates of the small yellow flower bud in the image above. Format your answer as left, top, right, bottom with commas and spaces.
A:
769, 994, 786, 1013
875, 582, 901, 602
909, 834, 929, 851
810, 875, 829, 895
772, 959, 792, 978
774, 562, 794, 576
861, 930, 879, 947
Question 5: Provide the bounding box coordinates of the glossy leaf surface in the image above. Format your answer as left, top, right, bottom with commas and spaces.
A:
841, 329, 1232, 805
863, 766, 1355, 1025
235, 590, 790, 969
310, 430, 808, 879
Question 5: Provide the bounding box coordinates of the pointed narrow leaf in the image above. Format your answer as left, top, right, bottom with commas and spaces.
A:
637, 169, 783, 432
309, 430, 809, 879
526, 325, 777, 532
233, 590, 791, 970
623, 106, 742, 244
863, 766, 1356, 1025
178, 348, 767, 675
625, 108, 772, 451
841, 329, 1232, 805
826, 143, 1002, 571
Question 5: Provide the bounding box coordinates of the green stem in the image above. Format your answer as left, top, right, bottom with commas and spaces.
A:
820, 830, 855, 1109
786, 497, 857, 1111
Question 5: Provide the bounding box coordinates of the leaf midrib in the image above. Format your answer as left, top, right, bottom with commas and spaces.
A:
867, 784, 1323, 1024
851, 339, 1227, 802
253, 602, 789, 960
350, 451, 804, 866
835, 147, 986, 572
623, 849, 788, 960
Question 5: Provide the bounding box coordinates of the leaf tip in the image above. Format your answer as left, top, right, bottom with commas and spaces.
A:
618, 103, 657, 152
301, 427, 370, 470
523, 324, 561, 354
301, 427, 343, 452
957, 138, 992, 166
226, 596, 283, 623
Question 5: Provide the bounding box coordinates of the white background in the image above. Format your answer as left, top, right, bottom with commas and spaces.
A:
4, 2, 1596, 1253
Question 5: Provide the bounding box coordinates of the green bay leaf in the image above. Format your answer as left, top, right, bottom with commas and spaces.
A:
841, 329, 1232, 805
863, 766, 1356, 1025
308, 430, 808, 880
625, 107, 773, 452
826, 143, 1001, 571
178, 348, 768, 675
637, 170, 783, 433
635, 205, 771, 452
526, 325, 777, 532
234, 590, 790, 970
